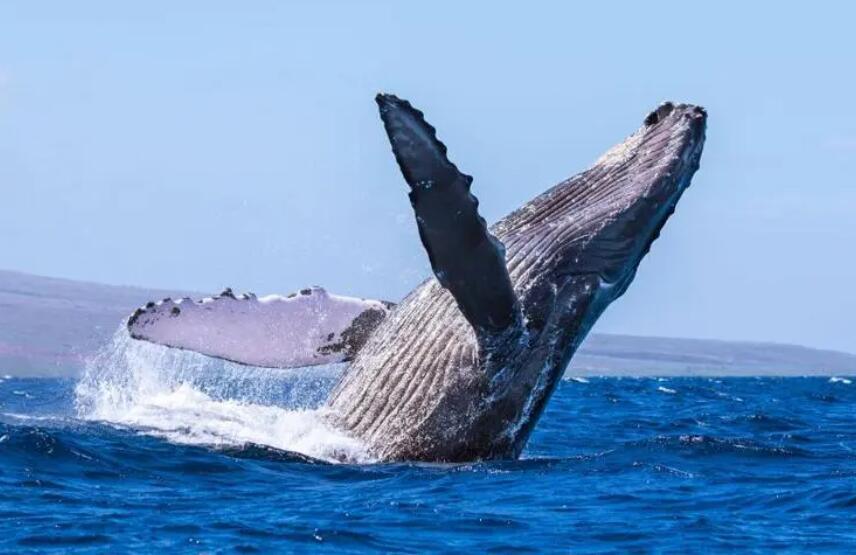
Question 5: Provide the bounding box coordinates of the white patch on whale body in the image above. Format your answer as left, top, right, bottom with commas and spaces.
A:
75, 329, 373, 463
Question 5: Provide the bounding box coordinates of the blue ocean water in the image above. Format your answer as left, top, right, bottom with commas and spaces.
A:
1, 373, 855, 553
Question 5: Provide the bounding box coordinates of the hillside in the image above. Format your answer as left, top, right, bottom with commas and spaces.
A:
1, 269, 855, 377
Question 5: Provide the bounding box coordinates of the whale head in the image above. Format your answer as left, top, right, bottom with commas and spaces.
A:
484, 102, 707, 456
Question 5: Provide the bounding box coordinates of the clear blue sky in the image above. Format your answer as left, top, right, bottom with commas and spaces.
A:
1, 2, 854, 353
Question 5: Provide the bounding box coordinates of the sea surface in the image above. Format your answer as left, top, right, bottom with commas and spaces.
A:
1, 335, 855, 553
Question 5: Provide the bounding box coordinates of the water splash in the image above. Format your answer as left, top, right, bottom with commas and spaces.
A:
74, 328, 372, 462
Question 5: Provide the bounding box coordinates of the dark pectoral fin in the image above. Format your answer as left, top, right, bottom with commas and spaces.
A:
376, 94, 520, 334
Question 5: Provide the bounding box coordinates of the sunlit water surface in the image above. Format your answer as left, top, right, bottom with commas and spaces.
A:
1, 338, 854, 552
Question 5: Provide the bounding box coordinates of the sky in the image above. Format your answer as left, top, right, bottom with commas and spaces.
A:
1, 2, 854, 353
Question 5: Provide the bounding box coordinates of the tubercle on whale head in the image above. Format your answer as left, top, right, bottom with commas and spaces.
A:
644, 101, 707, 127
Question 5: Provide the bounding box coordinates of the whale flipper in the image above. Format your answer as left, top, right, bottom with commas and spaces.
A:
127, 287, 393, 368
376, 94, 520, 336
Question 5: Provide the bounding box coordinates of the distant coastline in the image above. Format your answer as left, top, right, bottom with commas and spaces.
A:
2, 269, 855, 378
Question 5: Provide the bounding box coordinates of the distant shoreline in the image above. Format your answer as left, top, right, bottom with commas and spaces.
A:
2, 269, 855, 378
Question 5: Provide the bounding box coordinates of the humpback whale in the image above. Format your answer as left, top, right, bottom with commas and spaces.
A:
128, 95, 707, 462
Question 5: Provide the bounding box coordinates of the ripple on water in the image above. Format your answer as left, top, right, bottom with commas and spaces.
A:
1, 372, 855, 551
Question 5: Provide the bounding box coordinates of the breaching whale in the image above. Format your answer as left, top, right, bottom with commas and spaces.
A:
128, 95, 707, 462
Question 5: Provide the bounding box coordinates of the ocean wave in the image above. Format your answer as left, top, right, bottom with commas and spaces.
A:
635, 434, 812, 458
3, 374, 856, 551
74, 329, 372, 463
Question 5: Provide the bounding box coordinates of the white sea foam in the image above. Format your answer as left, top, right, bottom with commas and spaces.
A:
829, 376, 852, 385
75, 329, 372, 463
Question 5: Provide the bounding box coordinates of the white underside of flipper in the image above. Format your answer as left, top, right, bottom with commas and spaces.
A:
127, 287, 392, 368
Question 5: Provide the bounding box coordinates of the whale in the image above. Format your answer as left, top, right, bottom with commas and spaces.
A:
127, 95, 707, 462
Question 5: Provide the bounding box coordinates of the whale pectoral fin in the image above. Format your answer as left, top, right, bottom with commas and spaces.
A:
126, 287, 394, 368
376, 94, 520, 335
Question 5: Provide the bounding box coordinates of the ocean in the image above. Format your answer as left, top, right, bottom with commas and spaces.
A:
1, 334, 854, 552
